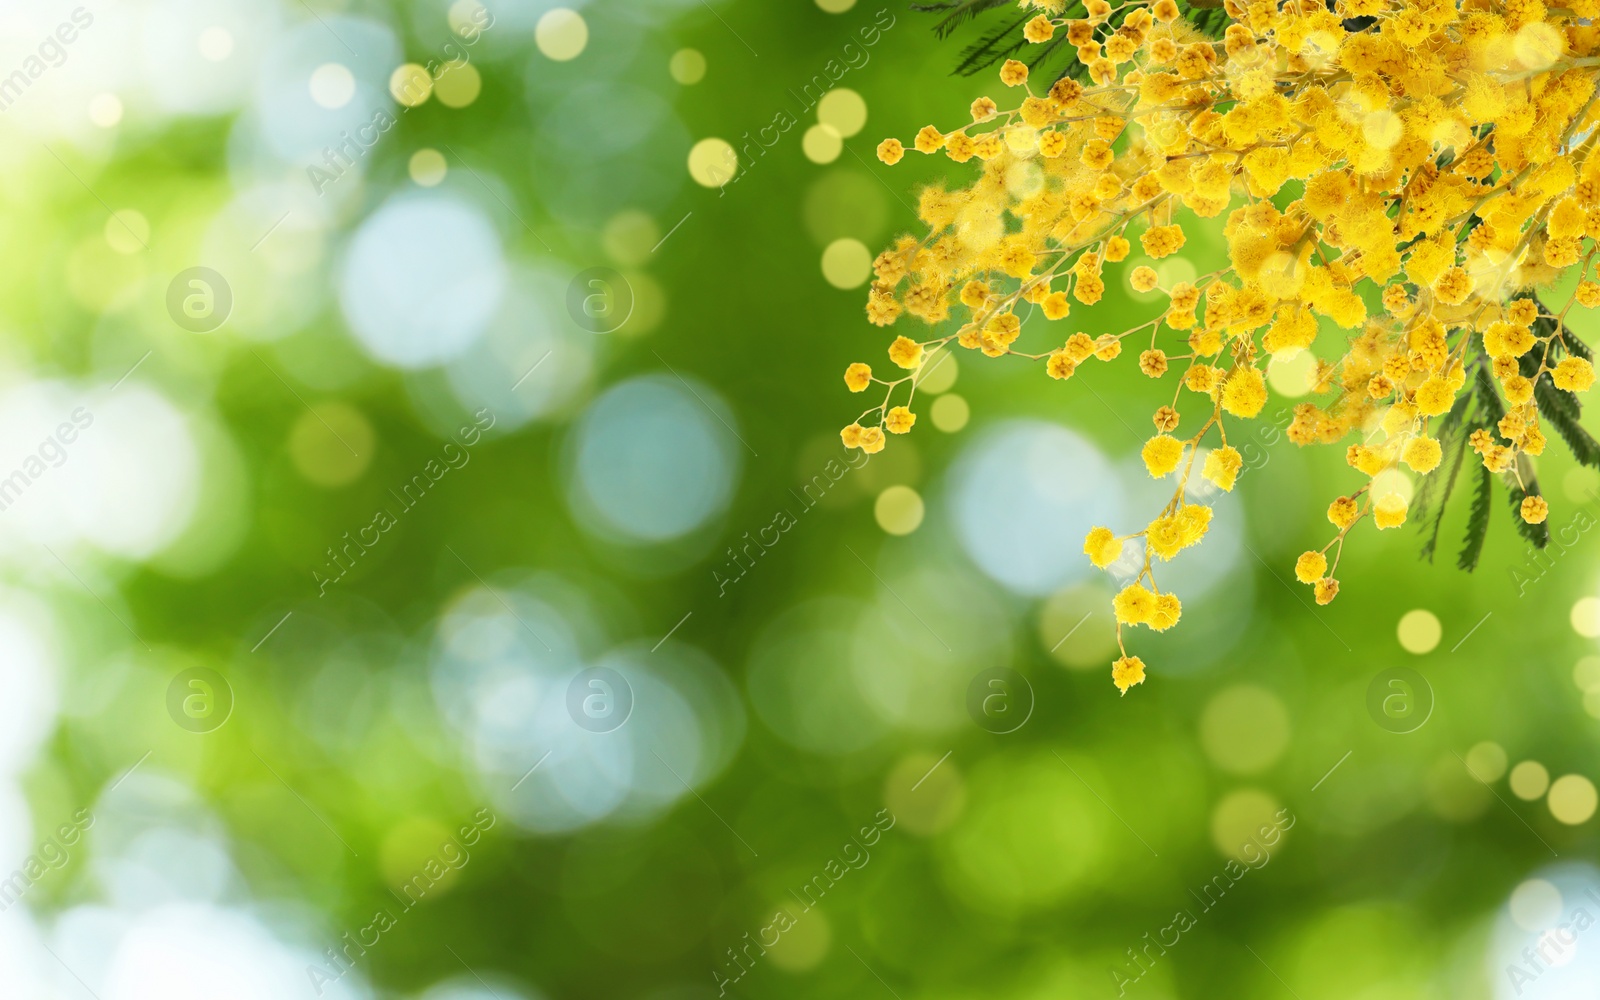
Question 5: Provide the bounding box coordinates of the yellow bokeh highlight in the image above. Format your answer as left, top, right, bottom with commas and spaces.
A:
1266, 349, 1316, 397
1370, 467, 1413, 506
817, 88, 868, 137
619, 270, 667, 337
602, 211, 659, 268
1210, 788, 1281, 861
1572, 596, 1600, 637
536, 8, 588, 61
885, 753, 965, 836
379, 816, 462, 894
917, 352, 958, 394
1198, 686, 1290, 775
821, 238, 872, 289
1577, 656, 1600, 691
409, 148, 447, 187
670, 48, 706, 85
1515, 21, 1564, 70
289, 402, 374, 488
688, 138, 737, 188
434, 62, 481, 108
931, 394, 969, 433
1430, 752, 1492, 821
390, 63, 433, 107
765, 905, 830, 971
874, 485, 924, 535
1510, 760, 1550, 800
1464, 741, 1507, 783
802, 124, 842, 164
1549, 774, 1598, 824
1396, 609, 1441, 654
447, 1, 488, 37
105, 209, 149, 254
1037, 584, 1117, 669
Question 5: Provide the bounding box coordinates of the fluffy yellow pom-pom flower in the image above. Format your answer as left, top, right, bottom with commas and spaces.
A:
1414, 376, 1455, 417
1554, 357, 1596, 392
1294, 550, 1327, 584
885, 406, 916, 434
1373, 492, 1408, 529
1203, 446, 1242, 491
1112, 655, 1146, 694
1113, 583, 1156, 624
888, 336, 923, 369
1141, 434, 1184, 477
1148, 592, 1182, 631
1402, 436, 1442, 474
844, 363, 872, 392
1140, 224, 1186, 259
1084, 526, 1123, 568
1221, 367, 1268, 418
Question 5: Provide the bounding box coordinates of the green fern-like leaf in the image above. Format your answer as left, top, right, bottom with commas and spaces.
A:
1458, 460, 1492, 572
1536, 379, 1600, 467
925, 0, 1229, 81
1506, 455, 1550, 549
1417, 390, 1473, 563
950, 12, 1035, 78
910, 0, 1016, 40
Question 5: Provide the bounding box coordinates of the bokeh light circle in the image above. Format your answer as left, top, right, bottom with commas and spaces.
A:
1465, 741, 1508, 782
309, 62, 355, 109
1550, 774, 1598, 824
1397, 609, 1441, 654
435, 63, 482, 108
821, 238, 872, 288
410, 148, 448, 186
1210, 788, 1281, 861
931, 395, 969, 432
670, 48, 706, 85
1510, 878, 1563, 931
874, 485, 924, 535
338, 194, 506, 369
1199, 685, 1290, 774
1574, 596, 1600, 637
817, 89, 868, 137
537, 8, 589, 61
803, 124, 843, 164
688, 138, 737, 188
567, 375, 742, 544
1510, 760, 1551, 800
949, 421, 1123, 596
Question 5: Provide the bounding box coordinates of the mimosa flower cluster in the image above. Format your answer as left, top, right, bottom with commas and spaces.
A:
841, 0, 1600, 694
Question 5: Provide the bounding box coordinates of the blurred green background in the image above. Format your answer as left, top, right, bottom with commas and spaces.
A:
4, 1, 1600, 998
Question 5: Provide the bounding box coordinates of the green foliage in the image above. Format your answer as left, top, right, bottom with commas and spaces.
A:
1416, 390, 1472, 563
914, 0, 1230, 81
1458, 461, 1492, 571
